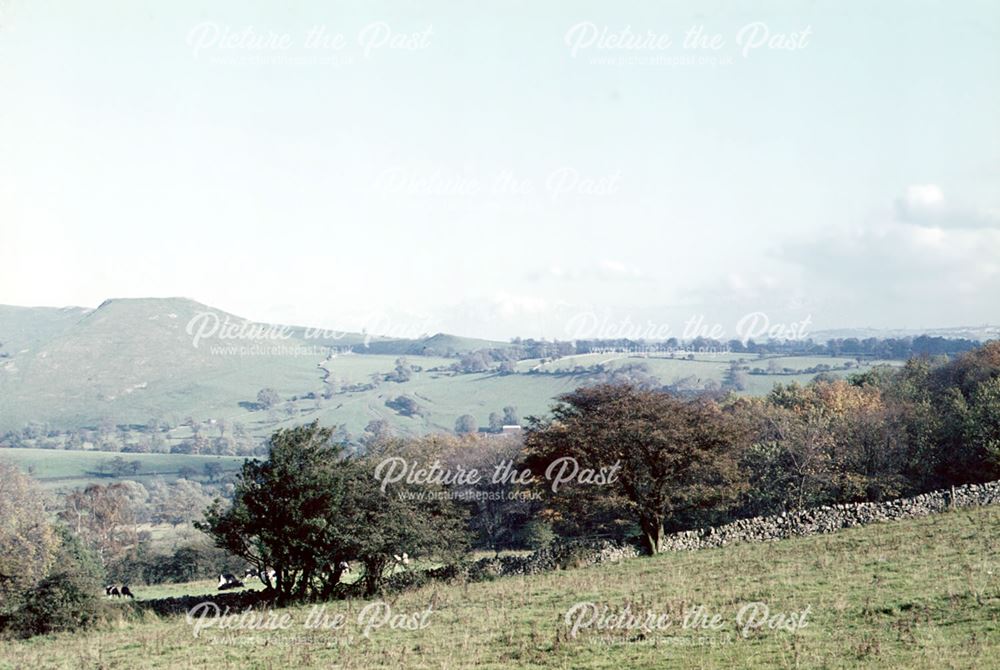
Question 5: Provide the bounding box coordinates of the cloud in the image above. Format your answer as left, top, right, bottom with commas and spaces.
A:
894, 184, 999, 229
777, 187, 1000, 324
526, 259, 646, 283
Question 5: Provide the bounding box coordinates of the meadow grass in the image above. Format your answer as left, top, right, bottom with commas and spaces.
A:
0, 448, 245, 489
2, 505, 996, 669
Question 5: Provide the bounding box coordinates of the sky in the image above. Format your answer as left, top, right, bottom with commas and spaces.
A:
1, 0, 998, 341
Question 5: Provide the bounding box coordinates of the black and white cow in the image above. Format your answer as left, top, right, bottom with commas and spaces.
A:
217, 573, 244, 590
243, 567, 276, 583
105, 584, 134, 598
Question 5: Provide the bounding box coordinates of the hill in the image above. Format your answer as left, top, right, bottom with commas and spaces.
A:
361, 332, 512, 356
0, 297, 522, 439
1, 502, 996, 668
0, 297, 325, 432
0, 304, 90, 355
0, 297, 903, 442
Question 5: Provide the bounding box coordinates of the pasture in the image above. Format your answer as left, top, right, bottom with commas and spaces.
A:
0, 448, 245, 490
2, 504, 996, 668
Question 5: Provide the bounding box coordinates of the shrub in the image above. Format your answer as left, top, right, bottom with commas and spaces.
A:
6, 527, 107, 639
10, 569, 107, 638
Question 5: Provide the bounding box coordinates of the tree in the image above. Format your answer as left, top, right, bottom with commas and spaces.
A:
199, 423, 358, 602
502, 406, 520, 426
256, 388, 281, 410
59, 484, 138, 568
391, 358, 413, 383
455, 415, 478, 434
456, 352, 491, 373
360, 419, 392, 449
386, 395, 424, 418
100, 456, 135, 478
488, 412, 504, 433
0, 462, 59, 618
8, 527, 105, 638
523, 384, 743, 554
203, 462, 224, 482
348, 458, 468, 595
152, 479, 213, 527
198, 422, 469, 602
446, 436, 536, 554
722, 361, 748, 391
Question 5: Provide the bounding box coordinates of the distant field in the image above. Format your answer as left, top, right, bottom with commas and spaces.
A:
0, 448, 245, 489
0, 297, 906, 443
2, 503, 996, 668
0, 353, 904, 445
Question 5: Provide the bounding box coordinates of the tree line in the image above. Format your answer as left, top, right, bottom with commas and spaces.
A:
2, 342, 998, 637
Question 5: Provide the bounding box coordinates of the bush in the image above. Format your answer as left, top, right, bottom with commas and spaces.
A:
520, 520, 556, 550
10, 570, 107, 638
6, 527, 107, 639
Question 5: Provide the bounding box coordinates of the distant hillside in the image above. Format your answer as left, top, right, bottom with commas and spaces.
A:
362, 332, 512, 356
0, 298, 325, 431
0, 304, 90, 355
0, 297, 985, 443
811, 325, 1000, 341
0, 298, 512, 436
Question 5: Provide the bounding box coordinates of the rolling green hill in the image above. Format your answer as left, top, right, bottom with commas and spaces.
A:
0, 298, 898, 443
1, 502, 996, 668
0, 304, 89, 355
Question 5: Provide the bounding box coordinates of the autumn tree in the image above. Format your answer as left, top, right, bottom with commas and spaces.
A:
0, 462, 59, 618
1, 463, 104, 638
59, 483, 138, 567
523, 384, 743, 554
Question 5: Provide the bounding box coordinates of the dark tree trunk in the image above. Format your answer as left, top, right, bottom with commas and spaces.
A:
640, 515, 663, 555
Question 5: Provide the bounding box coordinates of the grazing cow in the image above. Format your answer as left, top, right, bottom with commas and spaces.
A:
393, 552, 410, 567
337, 561, 351, 575
120, 585, 135, 599
217, 573, 244, 590
106, 585, 121, 598
243, 567, 277, 584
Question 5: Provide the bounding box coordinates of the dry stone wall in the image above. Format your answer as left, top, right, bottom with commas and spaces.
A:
662, 481, 1000, 551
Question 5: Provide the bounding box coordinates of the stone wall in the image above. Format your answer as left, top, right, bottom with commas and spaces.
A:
140, 480, 1000, 610
659, 480, 1000, 552
440, 480, 1000, 584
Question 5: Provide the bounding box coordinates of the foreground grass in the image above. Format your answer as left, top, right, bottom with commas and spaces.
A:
2, 506, 998, 669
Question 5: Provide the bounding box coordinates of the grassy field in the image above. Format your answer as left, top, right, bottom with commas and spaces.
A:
2, 505, 996, 669
0, 448, 245, 489
0, 297, 907, 442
